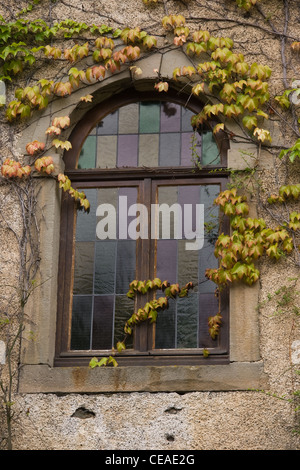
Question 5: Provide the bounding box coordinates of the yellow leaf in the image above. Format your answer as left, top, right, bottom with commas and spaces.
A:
80, 94, 93, 102
52, 139, 72, 150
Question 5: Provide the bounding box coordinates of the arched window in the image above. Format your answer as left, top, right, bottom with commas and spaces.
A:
55, 88, 230, 366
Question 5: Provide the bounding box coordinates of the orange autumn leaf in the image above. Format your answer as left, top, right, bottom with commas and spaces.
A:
26, 140, 45, 156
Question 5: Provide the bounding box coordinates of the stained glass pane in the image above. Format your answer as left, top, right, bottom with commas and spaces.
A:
117, 134, 138, 167
157, 186, 179, 239
160, 102, 181, 132
94, 241, 116, 294
73, 242, 94, 295
114, 295, 134, 348
177, 293, 198, 348
202, 131, 220, 165
97, 135, 117, 168
181, 108, 194, 132
92, 295, 114, 349
78, 136, 96, 169
139, 102, 160, 133
75, 189, 97, 242
156, 240, 177, 285
115, 240, 136, 294
139, 134, 159, 167
181, 132, 201, 167
71, 296, 92, 350
97, 187, 118, 207
159, 133, 180, 166
119, 103, 139, 134
155, 300, 176, 349
177, 240, 198, 292
198, 293, 219, 348
97, 110, 118, 135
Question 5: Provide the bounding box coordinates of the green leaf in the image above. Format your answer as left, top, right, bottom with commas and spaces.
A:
108, 356, 118, 367
242, 115, 257, 131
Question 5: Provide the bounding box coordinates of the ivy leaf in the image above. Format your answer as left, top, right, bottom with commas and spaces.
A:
142, 35, 157, 49
231, 262, 249, 280
148, 309, 158, 323
52, 116, 70, 129
154, 81, 169, 92
26, 140, 45, 155
85, 65, 106, 82
80, 94, 93, 102
116, 341, 126, 353
108, 356, 118, 367
52, 139, 72, 150
46, 125, 61, 136
253, 127, 272, 143
44, 45, 62, 59
95, 36, 115, 49
213, 123, 224, 134
53, 81, 72, 97
242, 115, 257, 131
34, 156, 54, 174
192, 83, 205, 96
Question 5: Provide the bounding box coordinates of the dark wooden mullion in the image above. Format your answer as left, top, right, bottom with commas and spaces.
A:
134, 178, 153, 352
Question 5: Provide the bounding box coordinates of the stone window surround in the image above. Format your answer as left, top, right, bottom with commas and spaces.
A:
17, 50, 269, 394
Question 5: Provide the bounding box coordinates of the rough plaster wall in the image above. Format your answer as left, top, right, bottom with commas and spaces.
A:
12, 391, 300, 450
0, 0, 299, 450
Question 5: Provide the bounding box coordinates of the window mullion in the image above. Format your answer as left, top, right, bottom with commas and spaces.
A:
134, 178, 153, 352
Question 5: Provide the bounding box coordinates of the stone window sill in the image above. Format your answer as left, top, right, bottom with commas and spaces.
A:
19, 362, 268, 394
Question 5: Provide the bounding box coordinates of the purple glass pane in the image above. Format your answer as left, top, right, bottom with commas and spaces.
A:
181, 132, 201, 166
159, 133, 180, 166
181, 108, 194, 132
92, 295, 114, 349
156, 239, 177, 285
97, 110, 118, 135
198, 292, 219, 348
160, 102, 181, 133
178, 185, 200, 239
117, 135, 138, 167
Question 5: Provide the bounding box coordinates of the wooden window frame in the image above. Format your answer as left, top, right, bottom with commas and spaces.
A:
54, 88, 230, 367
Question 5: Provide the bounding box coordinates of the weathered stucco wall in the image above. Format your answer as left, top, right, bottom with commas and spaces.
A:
0, 0, 299, 450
